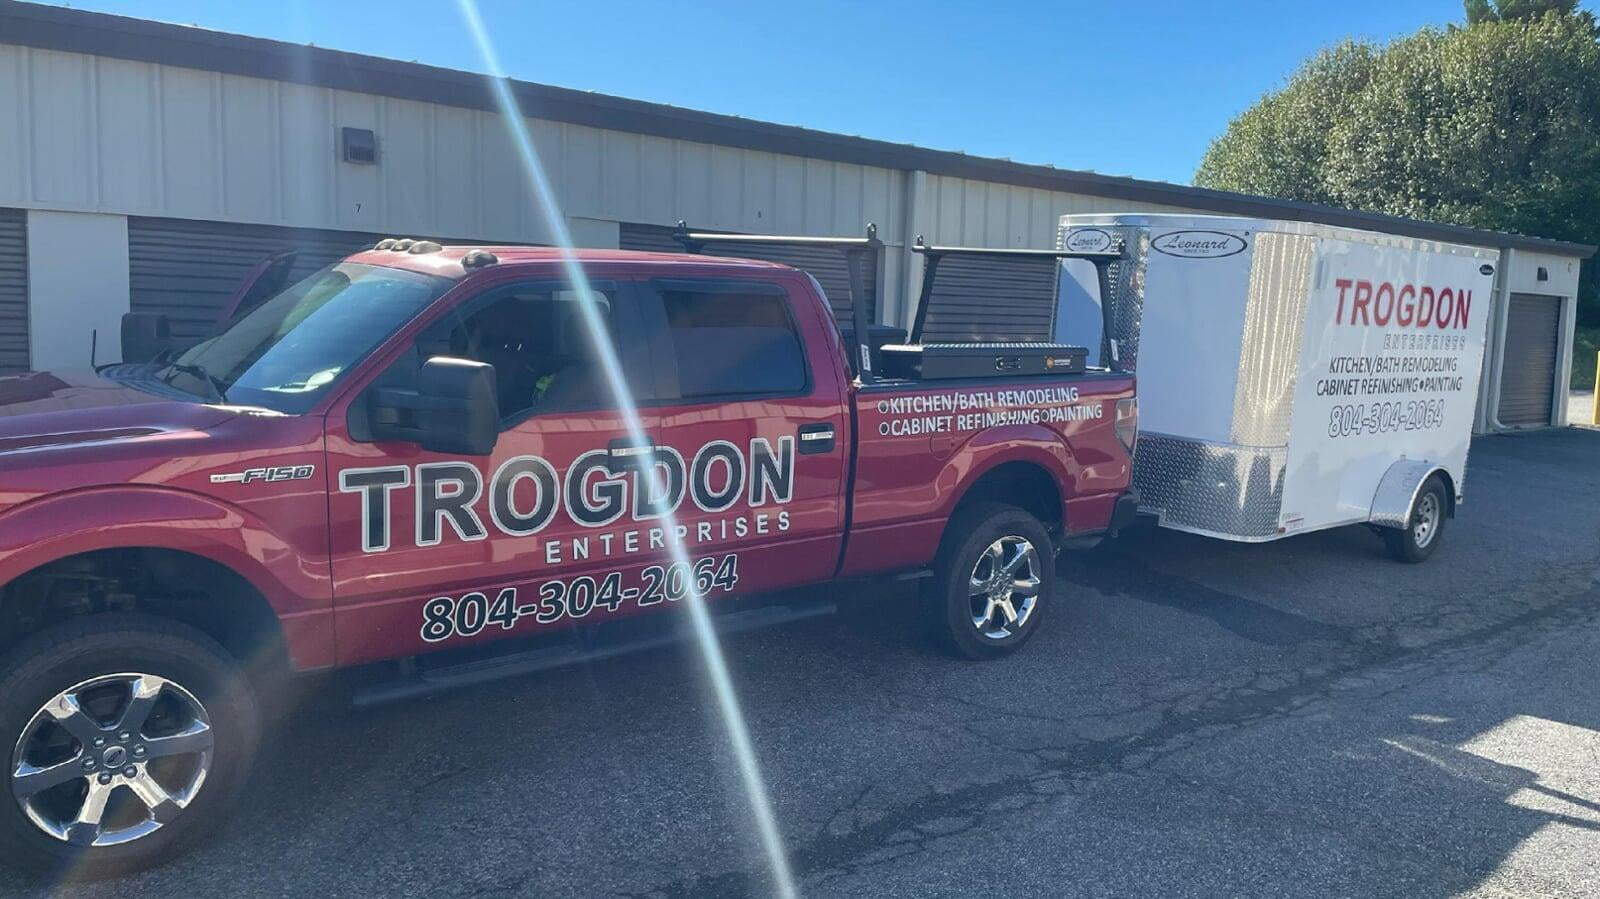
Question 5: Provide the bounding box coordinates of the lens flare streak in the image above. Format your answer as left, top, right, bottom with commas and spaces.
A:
455, 4, 799, 896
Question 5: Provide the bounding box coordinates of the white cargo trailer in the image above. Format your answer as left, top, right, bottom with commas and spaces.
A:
1054, 213, 1496, 561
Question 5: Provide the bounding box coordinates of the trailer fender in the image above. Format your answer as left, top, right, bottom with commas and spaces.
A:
1368, 460, 1453, 529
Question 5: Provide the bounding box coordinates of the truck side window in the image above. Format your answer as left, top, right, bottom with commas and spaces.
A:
657, 284, 807, 399
419, 284, 619, 422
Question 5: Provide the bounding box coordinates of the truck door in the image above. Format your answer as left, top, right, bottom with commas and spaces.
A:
639, 273, 849, 595
324, 275, 667, 665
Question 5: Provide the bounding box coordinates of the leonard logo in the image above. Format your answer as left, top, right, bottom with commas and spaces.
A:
1064, 228, 1114, 254
1152, 230, 1248, 259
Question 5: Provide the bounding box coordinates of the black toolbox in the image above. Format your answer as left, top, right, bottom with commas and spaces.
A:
878, 342, 1089, 380
838, 324, 907, 374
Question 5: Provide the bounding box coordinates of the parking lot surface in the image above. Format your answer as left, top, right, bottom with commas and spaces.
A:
5, 427, 1599, 898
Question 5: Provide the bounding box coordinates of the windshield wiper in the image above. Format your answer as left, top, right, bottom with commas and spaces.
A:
164, 363, 230, 403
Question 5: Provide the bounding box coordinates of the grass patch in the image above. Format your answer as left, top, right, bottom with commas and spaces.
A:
1574, 326, 1600, 392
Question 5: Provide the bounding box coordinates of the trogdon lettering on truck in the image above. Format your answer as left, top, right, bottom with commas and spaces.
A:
0, 230, 1136, 876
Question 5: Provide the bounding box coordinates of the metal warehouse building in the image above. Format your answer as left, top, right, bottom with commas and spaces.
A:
0, 2, 1591, 431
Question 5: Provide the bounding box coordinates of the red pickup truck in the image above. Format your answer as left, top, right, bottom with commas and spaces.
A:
0, 238, 1135, 876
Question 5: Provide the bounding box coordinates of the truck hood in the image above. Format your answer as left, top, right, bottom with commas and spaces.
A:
0, 368, 236, 456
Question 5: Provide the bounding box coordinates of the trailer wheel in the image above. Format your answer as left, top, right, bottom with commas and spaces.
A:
1384, 475, 1449, 563
0, 615, 260, 879
927, 502, 1054, 659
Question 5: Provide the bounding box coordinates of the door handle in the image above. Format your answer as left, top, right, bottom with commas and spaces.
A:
798, 423, 836, 454
607, 437, 656, 470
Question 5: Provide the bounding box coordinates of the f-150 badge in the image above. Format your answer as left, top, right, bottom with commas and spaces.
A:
211, 465, 316, 484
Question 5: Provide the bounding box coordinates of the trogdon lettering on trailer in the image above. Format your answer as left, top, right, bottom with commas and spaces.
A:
1333, 278, 1474, 329
337, 437, 795, 556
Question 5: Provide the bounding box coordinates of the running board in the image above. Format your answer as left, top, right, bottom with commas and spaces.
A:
349, 602, 835, 708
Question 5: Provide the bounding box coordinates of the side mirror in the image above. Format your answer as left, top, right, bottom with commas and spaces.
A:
368, 357, 499, 456
121, 312, 173, 364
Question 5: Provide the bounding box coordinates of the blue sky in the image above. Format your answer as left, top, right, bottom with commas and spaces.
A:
46, 0, 1481, 185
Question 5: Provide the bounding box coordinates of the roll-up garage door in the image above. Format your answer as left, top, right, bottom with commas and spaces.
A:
1496, 293, 1562, 427
619, 223, 877, 325
914, 254, 1058, 343
128, 217, 392, 343
0, 209, 27, 375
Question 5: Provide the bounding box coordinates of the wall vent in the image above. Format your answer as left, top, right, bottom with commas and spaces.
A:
341, 127, 377, 164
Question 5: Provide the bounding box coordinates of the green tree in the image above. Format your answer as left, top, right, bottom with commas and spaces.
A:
1464, 0, 1595, 30
1196, 10, 1600, 327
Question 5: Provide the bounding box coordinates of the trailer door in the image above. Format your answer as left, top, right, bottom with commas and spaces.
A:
1496, 293, 1561, 427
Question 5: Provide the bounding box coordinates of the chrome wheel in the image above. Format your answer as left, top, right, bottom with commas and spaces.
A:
11, 673, 213, 847
1413, 491, 1441, 549
968, 535, 1041, 640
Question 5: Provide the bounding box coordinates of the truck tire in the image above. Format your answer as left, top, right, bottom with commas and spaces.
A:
928, 502, 1054, 659
0, 614, 260, 879
1383, 475, 1449, 564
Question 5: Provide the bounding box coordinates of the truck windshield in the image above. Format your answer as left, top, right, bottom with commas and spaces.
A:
162, 263, 450, 413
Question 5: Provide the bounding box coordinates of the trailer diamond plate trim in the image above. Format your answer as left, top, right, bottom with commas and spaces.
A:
1133, 433, 1287, 540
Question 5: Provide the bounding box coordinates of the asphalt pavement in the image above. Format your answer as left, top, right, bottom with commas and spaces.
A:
5, 427, 1599, 898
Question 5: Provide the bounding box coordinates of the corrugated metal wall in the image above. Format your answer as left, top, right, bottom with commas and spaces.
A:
619, 223, 878, 324
0, 208, 26, 374
0, 47, 904, 251
921, 175, 1193, 248
0, 45, 1216, 331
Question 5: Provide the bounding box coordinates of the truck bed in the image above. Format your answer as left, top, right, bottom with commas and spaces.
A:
839, 369, 1136, 578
